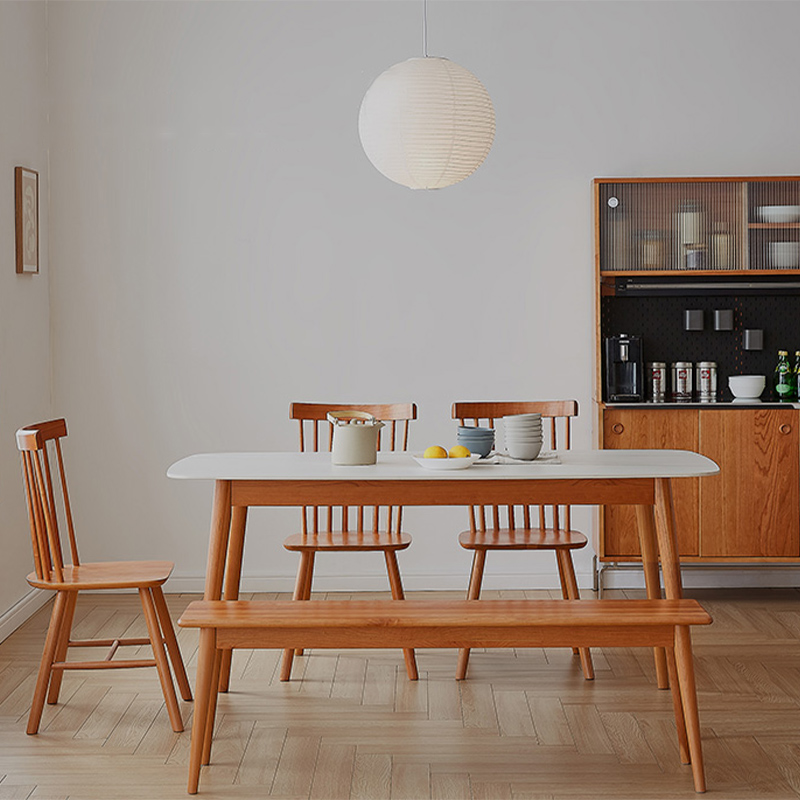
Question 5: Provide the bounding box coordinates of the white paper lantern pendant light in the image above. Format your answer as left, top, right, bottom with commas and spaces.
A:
358, 2, 495, 190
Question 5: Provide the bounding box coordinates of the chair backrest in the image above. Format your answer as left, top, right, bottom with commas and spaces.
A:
16, 419, 78, 583
289, 402, 417, 535
451, 401, 578, 533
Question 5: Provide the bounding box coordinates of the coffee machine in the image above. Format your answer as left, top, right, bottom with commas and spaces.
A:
604, 334, 643, 402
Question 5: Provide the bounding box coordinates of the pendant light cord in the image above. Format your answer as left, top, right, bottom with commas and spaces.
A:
423, 0, 428, 57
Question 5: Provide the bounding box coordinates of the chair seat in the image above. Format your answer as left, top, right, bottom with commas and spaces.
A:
458, 528, 588, 551
27, 560, 175, 591
283, 531, 412, 552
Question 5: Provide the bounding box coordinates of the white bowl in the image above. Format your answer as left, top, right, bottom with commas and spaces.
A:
413, 454, 480, 470
758, 205, 800, 224
770, 241, 800, 268
506, 441, 543, 461
728, 375, 766, 399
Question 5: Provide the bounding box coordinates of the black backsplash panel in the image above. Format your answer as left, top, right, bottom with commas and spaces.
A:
601, 294, 800, 400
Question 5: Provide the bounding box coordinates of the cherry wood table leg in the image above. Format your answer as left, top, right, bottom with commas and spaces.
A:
218, 505, 248, 692
204, 480, 233, 601
653, 478, 684, 601
665, 645, 690, 764
635, 504, 670, 689
188, 628, 217, 794
674, 625, 706, 793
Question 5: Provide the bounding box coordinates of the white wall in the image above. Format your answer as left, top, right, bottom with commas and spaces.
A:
6, 1, 799, 616
0, 2, 52, 635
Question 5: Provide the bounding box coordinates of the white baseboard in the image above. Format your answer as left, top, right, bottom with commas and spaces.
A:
164, 565, 800, 596
0, 588, 50, 643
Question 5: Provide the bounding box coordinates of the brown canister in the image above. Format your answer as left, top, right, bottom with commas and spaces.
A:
671, 362, 693, 401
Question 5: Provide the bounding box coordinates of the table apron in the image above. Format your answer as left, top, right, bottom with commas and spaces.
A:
229, 478, 657, 507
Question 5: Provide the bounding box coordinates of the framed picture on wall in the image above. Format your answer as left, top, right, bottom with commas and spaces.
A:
15, 167, 39, 274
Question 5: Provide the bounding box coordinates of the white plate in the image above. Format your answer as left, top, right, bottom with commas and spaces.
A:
412, 454, 480, 470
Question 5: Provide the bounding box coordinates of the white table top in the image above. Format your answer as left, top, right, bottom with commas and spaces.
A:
167, 449, 719, 482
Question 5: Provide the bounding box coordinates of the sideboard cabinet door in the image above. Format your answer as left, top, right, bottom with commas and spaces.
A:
699, 409, 800, 558
602, 408, 700, 558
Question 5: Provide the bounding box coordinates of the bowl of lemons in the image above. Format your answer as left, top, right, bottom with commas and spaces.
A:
413, 445, 480, 470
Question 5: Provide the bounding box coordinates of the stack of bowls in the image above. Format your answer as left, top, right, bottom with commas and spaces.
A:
503, 414, 543, 460
456, 426, 495, 458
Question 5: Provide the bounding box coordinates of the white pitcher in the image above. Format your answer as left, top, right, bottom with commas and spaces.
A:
328, 410, 384, 465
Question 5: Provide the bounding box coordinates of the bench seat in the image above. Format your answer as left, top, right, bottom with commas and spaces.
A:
179, 598, 711, 794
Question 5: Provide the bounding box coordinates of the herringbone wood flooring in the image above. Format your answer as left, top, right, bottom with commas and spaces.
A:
0, 588, 798, 799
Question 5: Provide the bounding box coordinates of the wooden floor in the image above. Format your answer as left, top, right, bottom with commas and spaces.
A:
0, 587, 799, 800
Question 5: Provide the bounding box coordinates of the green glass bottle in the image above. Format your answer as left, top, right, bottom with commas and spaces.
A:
774, 350, 795, 401
795, 351, 800, 400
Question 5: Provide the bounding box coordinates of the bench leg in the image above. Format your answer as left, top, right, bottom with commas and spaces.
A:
636, 504, 670, 690
457, 549, 486, 681
202, 649, 223, 766
218, 506, 248, 693
281, 551, 315, 681
188, 628, 217, 794
674, 625, 706, 793
384, 551, 418, 681
556, 550, 594, 681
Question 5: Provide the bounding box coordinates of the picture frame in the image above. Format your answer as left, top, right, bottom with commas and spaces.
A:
15, 167, 39, 274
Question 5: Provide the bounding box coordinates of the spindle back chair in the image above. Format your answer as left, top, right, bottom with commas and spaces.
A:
281, 402, 418, 681
451, 401, 594, 681
17, 419, 191, 734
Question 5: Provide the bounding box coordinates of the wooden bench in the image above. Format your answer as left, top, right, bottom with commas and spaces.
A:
178, 598, 712, 794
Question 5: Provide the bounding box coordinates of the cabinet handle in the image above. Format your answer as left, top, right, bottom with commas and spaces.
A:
780, 423, 792, 435
612, 423, 625, 434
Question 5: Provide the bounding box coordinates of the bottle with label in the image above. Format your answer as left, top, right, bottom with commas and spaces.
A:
774, 350, 796, 401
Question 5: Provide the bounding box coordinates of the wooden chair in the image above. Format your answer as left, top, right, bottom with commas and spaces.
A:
16, 419, 192, 735
451, 401, 594, 681
281, 402, 418, 682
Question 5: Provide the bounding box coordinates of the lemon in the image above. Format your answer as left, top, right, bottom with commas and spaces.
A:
449, 445, 471, 459
423, 445, 448, 459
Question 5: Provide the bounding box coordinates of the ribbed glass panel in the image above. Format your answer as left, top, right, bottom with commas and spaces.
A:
599, 178, 800, 273
359, 57, 496, 190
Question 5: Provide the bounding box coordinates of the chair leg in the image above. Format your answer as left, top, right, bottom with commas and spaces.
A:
28, 591, 69, 735
280, 550, 315, 681
384, 551, 418, 681
139, 587, 183, 732
457, 549, 487, 681
555, 551, 580, 656
556, 549, 594, 680
152, 586, 193, 701
47, 591, 78, 705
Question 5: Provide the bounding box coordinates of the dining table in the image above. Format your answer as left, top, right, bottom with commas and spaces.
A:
167, 447, 719, 690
